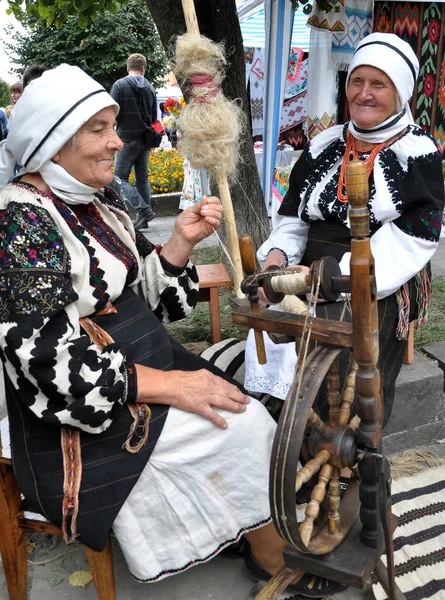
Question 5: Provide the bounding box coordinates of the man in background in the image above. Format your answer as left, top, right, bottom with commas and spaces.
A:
110, 53, 157, 231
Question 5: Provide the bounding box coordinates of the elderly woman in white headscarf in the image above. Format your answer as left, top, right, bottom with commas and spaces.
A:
0, 64, 352, 597
245, 33, 444, 426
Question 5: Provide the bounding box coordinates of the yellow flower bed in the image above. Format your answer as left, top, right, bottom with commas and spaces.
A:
146, 148, 184, 194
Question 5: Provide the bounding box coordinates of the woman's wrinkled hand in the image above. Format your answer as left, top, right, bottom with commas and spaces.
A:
170, 369, 249, 429
175, 196, 223, 248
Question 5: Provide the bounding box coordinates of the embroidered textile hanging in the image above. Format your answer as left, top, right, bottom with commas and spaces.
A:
306, 0, 345, 32
245, 47, 308, 143
331, 0, 374, 70
306, 28, 338, 139
373, 1, 445, 154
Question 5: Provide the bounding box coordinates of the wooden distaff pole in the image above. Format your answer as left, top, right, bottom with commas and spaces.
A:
179, 0, 245, 297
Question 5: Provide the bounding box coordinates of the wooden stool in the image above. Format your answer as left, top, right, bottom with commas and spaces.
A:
0, 419, 116, 600
196, 264, 232, 344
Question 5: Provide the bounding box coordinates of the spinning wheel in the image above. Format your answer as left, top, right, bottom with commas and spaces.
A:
271, 346, 360, 556
232, 161, 405, 600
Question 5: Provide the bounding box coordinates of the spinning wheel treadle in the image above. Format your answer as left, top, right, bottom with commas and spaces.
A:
232, 160, 406, 600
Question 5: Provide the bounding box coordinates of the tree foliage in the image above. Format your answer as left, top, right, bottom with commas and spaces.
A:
3, 0, 168, 89
6, 0, 269, 249
0, 79, 11, 108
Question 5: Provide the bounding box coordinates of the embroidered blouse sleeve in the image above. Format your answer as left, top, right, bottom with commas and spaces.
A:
134, 230, 199, 323
0, 201, 136, 434
257, 148, 311, 266
339, 138, 444, 299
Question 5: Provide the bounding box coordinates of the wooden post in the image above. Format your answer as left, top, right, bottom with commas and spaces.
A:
0, 464, 28, 600
346, 160, 382, 549
84, 538, 117, 600
239, 234, 266, 363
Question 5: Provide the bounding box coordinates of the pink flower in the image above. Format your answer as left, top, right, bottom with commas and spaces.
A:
424, 74, 435, 97
428, 19, 439, 44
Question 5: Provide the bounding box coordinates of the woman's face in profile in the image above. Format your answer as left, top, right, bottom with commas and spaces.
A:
52, 106, 123, 188
10, 89, 21, 104
347, 65, 399, 129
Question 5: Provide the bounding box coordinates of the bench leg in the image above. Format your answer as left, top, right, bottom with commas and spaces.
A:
209, 287, 222, 344
0, 464, 28, 600
402, 322, 414, 365
84, 537, 116, 600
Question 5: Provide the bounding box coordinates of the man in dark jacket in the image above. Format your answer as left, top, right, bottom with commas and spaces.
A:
110, 53, 157, 230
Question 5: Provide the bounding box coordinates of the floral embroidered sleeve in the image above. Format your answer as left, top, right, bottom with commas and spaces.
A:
339, 138, 444, 299
134, 230, 199, 323
0, 201, 135, 434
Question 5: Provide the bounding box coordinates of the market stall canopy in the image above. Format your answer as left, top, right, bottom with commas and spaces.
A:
238, 0, 310, 50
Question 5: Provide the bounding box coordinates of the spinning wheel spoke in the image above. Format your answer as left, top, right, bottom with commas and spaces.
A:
327, 356, 340, 427
307, 409, 332, 440
328, 467, 341, 534
339, 358, 358, 426
295, 449, 330, 494
300, 462, 333, 546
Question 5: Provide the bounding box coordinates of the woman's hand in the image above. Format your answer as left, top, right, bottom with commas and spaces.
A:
161, 196, 223, 268
170, 369, 249, 429
135, 364, 249, 429
175, 195, 223, 247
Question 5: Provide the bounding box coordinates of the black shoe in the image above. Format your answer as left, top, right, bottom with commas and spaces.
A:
245, 550, 348, 598
134, 212, 156, 231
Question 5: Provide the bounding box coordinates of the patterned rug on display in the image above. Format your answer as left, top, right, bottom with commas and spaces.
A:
373, 2, 445, 155
372, 464, 445, 600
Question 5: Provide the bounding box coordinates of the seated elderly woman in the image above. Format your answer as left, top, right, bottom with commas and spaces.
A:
245, 33, 444, 427
0, 65, 346, 597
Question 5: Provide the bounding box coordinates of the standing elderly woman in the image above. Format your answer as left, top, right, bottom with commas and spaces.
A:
245, 33, 444, 426
0, 65, 347, 597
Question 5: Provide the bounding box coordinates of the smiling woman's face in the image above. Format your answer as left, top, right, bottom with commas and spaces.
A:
52, 106, 123, 188
347, 65, 399, 129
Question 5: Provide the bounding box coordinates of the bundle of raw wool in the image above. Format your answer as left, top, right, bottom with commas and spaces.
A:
174, 33, 245, 176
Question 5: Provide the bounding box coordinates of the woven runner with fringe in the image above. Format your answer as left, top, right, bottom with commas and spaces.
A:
60, 300, 151, 543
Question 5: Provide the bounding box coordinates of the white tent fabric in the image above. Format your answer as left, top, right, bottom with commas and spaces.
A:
239, 4, 310, 50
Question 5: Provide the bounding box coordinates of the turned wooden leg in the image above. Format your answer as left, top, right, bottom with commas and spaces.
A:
84, 537, 116, 600
0, 464, 28, 600
209, 287, 222, 344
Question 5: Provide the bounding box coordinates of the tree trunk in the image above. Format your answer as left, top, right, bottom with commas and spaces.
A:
146, 0, 270, 255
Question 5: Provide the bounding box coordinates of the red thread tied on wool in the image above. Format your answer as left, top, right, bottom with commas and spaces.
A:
187, 74, 219, 102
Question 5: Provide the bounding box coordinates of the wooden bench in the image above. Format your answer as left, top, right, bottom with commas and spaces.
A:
196, 264, 232, 344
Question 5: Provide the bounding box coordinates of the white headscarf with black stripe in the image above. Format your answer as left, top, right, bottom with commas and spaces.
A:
346, 33, 420, 143
0, 64, 119, 204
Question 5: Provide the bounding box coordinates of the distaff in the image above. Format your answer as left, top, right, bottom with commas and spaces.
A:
176, 0, 245, 296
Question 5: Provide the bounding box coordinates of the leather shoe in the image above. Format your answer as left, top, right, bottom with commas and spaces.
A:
134, 212, 156, 231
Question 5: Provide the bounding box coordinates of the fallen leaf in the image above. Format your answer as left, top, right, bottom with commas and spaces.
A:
47, 574, 64, 587
69, 570, 93, 588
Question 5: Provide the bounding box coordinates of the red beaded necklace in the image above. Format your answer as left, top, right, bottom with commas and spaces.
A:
337, 135, 388, 203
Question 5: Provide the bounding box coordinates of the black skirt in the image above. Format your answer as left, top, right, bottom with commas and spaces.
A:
6, 288, 244, 551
